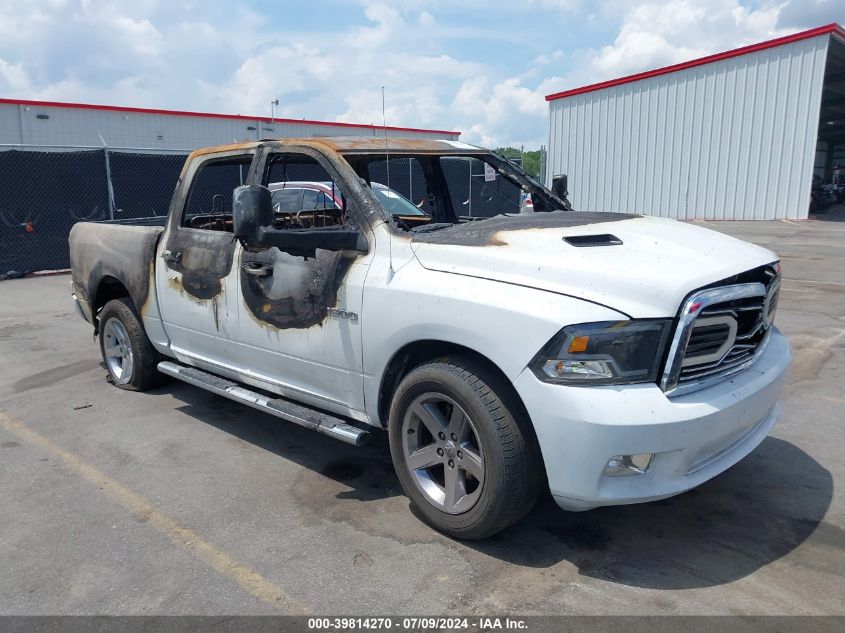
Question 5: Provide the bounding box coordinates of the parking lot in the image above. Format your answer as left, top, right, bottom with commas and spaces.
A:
0, 216, 843, 616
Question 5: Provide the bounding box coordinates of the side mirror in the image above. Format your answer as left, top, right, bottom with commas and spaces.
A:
232, 184, 367, 258
552, 174, 569, 200
233, 184, 274, 244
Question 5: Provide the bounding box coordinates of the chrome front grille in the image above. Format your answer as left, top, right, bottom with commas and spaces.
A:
684, 321, 733, 358
661, 266, 780, 395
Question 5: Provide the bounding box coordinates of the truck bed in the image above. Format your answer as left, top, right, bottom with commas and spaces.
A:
69, 221, 165, 320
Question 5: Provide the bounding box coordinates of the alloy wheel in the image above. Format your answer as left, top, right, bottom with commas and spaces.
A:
401, 392, 485, 514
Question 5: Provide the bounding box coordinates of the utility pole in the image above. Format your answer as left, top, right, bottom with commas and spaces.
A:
270, 99, 279, 128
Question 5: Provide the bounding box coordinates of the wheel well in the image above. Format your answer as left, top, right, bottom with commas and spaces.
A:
93, 276, 131, 326
377, 340, 524, 428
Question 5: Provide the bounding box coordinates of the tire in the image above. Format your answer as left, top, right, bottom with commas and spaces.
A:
388, 355, 542, 540
98, 297, 165, 392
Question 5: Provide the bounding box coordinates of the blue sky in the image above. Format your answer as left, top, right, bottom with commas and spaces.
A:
0, 0, 840, 147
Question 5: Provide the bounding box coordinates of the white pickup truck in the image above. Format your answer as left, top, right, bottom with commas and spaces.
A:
70, 137, 792, 539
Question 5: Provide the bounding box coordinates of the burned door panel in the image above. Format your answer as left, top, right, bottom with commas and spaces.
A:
155, 229, 241, 364
163, 228, 236, 300
229, 148, 371, 415
232, 244, 369, 415
240, 248, 353, 330
155, 150, 254, 365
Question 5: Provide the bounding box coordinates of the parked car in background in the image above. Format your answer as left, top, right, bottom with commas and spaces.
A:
270, 180, 427, 217
519, 191, 534, 212
810, 175, 838, 213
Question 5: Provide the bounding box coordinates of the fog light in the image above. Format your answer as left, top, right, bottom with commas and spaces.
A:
605, 453, 654, 476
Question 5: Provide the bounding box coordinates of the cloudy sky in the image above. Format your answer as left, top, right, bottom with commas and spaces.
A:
0, 0, 840, 147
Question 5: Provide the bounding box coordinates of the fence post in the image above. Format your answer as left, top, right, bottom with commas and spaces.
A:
103, 146, 116, 220
468, 159, 473, 217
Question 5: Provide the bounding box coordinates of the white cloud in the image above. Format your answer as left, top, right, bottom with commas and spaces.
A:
540, 0, 792, 99
0, 0, 821, 149
777, 0, 842, 29
0, 57, 30, 93
418, 10, 435, 27
528, 0, 583, 12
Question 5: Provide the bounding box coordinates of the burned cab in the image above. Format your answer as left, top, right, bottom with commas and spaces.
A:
70, 137, 791, 540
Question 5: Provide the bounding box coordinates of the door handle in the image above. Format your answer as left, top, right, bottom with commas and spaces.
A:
243, 262, 273, 277
161, 250, 182, 265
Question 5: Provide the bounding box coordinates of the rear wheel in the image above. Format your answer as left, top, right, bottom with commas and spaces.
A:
388, 356, 542, 540
98, 298, 164, 391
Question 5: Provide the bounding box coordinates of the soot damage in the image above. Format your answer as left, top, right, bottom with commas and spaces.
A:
163, 228, 236, 300
411, 211, 639, 247
69, 222, 164, 312
240, 248, 353, 329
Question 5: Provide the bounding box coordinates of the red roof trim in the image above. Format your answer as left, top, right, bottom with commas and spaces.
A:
0, 98, 461, 136
546, 23, 845, 102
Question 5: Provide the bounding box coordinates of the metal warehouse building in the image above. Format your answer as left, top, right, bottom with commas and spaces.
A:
545, 23, 845, 220
0, 98, 459, 149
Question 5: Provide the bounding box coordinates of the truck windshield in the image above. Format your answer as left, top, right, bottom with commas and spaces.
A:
371, 183, 427, 216
348, 152, 568, 232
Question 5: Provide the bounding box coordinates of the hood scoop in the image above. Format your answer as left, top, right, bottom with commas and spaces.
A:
563, 234, 623, 247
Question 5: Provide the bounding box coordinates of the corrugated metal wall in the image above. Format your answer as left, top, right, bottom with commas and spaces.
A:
0, 103, 457, 151
547, 34, 830, 220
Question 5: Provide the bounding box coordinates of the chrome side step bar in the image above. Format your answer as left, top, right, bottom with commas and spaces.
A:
157, 361, 371, 446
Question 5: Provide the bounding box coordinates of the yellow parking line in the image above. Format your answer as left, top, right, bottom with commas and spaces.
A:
0, 410, 309, 614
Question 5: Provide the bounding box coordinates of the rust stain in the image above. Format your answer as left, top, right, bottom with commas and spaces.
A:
211, 295, 220, 331
187, 137, 482, 158
140, 257, 158, 318
167, 273, 218, 307
298, 137, 482, 154
240, 248, 353, 331
163, 227, 235, 301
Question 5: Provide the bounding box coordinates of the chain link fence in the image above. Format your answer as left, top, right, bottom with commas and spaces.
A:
368, 157, 522, 218
0, 147, 525, 275
0, 146, 187, 274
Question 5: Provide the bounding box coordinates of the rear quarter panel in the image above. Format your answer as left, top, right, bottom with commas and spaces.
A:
69, 222, 164, 322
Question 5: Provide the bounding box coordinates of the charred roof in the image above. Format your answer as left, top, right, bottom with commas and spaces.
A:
188, 137, 488, 159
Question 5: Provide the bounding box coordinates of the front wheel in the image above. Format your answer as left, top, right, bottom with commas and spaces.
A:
388, 356, 542, 540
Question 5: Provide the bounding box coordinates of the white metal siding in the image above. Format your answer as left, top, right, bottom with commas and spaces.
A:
0, 104, 457, 150
547, 34, 830, 220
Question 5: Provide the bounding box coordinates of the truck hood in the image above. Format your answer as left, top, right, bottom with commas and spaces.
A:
410, 212, 777, 318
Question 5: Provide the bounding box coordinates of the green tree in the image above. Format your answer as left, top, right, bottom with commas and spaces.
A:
494, 147, 541, 180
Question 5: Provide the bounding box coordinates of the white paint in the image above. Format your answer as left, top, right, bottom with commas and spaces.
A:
516, 331, 791, 510
442, 140, 480, 150
411, 215, 777, 317
546, 34, 831, 220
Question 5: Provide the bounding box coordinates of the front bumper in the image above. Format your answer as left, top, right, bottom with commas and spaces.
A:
514, 327, 792, 511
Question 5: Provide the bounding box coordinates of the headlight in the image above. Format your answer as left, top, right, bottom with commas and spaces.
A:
529, 320, 672, 385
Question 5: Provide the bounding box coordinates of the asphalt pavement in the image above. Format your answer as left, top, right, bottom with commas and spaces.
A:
0, 216, 843, 615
